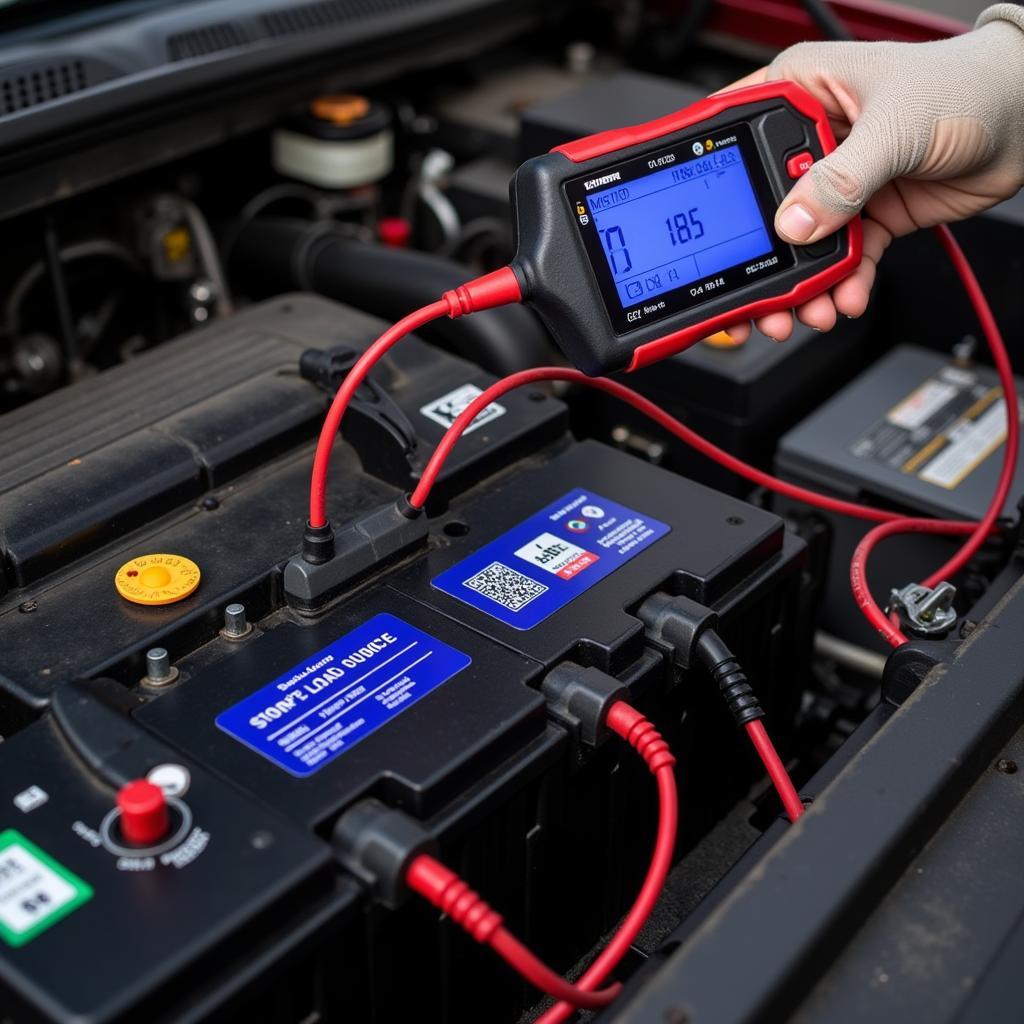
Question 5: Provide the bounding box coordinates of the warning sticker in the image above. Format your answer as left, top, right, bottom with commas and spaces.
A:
216, 614, 471, 777
420, 383, 505, 434
918, 398, 1010, 489
514, 532, 599, 579
0, 830, 92, 947
431, 490, 669, 629
850, 366, 1020, 490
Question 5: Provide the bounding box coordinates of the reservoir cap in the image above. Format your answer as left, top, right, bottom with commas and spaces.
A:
115, 553, 201, 606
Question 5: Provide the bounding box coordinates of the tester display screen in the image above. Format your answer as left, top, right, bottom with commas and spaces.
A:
564, 124, 793, 335
586, 142, 772, 308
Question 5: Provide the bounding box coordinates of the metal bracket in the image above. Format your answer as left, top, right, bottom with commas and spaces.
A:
888, 581, 958, 636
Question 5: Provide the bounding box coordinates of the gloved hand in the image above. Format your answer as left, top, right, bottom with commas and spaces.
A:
721, 3, 1024, 343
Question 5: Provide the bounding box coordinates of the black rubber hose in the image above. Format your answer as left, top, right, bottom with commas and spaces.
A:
229, 218, 556, 376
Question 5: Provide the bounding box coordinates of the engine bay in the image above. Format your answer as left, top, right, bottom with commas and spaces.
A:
1, 2, 1023, 1022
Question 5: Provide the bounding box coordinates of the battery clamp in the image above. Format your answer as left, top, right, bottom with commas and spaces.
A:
888, 581, 958, 638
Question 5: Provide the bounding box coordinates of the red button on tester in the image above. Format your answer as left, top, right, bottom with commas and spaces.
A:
786, 151, 814, 179
117, 779, 169, 846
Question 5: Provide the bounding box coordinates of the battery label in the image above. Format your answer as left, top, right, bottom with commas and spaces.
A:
216, 614, 471, 777
850, 367, 1021, 490
0, 830, 92, 947
420, 383, 506, 434
431, 490, 670, 629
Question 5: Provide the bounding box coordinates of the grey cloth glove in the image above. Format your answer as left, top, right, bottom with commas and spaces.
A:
765, 3, 1024, 243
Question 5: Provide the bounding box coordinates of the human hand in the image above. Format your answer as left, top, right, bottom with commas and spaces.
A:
719, 4, 1024, 343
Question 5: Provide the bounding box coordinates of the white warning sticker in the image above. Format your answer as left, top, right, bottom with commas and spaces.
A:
420, 383, 505, 434
919, 399, 1009, 489
514, 532, 599, 580
886, 379, 959, 430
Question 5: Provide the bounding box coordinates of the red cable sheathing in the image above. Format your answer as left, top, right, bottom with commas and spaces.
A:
406, 229, 1015, 649
308, 300, 449, 528
535, 703, 678, 1024
745, 719, 804, 822
307, 266, 521, 528
405, 853, 620, 1010
442, 265, 522, 318
847, 228, 1017, 645
924, 226, 1019, 588
408, 368, 902, 518
405, 854, 503, 942
850, 517, 978, 646
605, 701, 676, 772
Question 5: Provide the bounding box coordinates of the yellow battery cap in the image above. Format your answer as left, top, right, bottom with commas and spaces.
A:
703, 330, 746, 349
115, 554, 201, 606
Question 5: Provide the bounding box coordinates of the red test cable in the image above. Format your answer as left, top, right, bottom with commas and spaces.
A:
745, 719, 804, 823
409, 228, 1016, 648
306, 228, 1013, 647
408, 367, 904, 519
405, 701, 677, 1020
847, 226, 1019, 646
533, 702, 678, 1024
404, 853, 620, 1010
307, 267, 521, 530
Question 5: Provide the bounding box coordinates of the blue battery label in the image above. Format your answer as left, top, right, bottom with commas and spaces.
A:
216, 613, 471, 777
432, 490, 670, 629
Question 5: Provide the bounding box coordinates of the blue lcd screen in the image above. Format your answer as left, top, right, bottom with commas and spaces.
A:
584, 142, 773, 309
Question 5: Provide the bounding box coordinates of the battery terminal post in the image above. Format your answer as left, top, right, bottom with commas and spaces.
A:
288, 497, 427, 612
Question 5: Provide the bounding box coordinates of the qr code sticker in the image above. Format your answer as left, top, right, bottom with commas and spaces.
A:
463, 561, 548, 612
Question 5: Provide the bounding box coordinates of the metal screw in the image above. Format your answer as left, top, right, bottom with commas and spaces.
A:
221, 602, 252, 640
952, 335, 977, 367
996, 758, 1018, 775
18, 600, 38, 614
566, 40, 596, 75
200, 496, 219, 511
143, 647, 178, 687
189, 279, 213, 304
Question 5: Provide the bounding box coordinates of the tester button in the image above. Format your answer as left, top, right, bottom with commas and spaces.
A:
786, 151, 814, 179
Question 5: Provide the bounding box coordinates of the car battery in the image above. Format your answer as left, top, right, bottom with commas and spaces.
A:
384, 440, 811, 972
0, 294, 565, 734
49, 442, 810, 1024
775, 343, 1024, 648
0, 686, 359, 1024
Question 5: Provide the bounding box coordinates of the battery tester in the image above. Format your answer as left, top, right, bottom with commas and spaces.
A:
509, 80, 862, 374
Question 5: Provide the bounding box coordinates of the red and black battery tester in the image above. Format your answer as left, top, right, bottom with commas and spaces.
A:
508, 82, 863, 375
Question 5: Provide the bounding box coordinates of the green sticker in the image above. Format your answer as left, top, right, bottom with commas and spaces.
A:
0, 830, 93, 947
